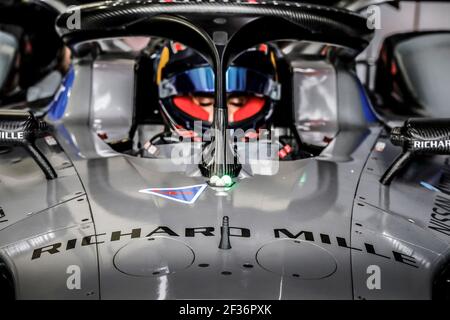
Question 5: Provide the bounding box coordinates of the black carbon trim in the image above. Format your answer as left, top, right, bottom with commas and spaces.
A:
56, 0, 372, 52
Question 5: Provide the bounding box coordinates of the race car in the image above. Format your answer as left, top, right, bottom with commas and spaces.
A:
0, 0, 449, 300
0, 0, 72, 114
372, 30, 450, 119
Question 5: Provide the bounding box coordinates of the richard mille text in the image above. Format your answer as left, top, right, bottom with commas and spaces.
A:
31, 226, 419, 268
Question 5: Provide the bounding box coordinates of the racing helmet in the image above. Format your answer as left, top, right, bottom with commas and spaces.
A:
156, 42, 281, 132
0, 30, 18, 94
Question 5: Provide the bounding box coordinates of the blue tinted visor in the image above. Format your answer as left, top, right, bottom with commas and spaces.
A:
159, 66, 281, 100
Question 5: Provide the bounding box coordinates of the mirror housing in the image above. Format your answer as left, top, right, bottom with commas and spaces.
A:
380, 118, 450, 185
0, 110, 57, 179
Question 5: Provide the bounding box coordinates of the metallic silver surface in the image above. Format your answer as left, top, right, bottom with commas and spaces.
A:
3, 55, 449, 299
292, 60, 339, 147
2, 57, 448, 299
90, 59, 135, 142
1, 6, 449, 297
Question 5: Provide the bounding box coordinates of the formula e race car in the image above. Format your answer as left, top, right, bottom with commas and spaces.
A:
0, 0, 449, 300
0, 0, 72, 115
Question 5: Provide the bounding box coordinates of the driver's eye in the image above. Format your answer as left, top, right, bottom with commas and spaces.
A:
192, 96, 214, 107
228, 96, 247, 107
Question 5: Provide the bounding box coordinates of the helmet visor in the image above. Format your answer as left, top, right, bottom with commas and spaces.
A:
159, 66, 281, 101
0, 31, 18, 90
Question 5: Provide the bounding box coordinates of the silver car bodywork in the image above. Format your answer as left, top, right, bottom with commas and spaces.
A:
1, 1, 449, 300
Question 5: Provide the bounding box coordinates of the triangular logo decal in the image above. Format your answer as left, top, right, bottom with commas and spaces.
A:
139, 184, 207, 204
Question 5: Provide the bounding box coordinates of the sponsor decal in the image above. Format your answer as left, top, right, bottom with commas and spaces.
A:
44, 136, 58, 146
139, 184, 207, 204
374, 141, 386, 152
0, 206, 7, 224
428, 194, 450, 237
413, 140, 450, 149
0, 131, 24, 140
30, 225, 418, 268
427, 159, 450, 236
